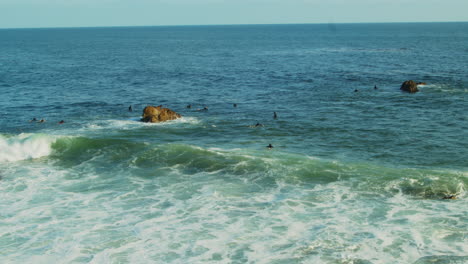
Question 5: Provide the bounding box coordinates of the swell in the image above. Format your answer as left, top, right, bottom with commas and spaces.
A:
46, 136, 467, 200
2, 133, 464, 200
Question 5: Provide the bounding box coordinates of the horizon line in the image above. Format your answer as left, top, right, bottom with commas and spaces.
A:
1, 20, 467, 30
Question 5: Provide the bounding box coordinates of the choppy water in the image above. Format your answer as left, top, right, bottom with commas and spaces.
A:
0, 23, 467, 264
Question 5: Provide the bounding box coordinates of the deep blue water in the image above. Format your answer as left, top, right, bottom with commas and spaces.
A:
0, 23, 467, 263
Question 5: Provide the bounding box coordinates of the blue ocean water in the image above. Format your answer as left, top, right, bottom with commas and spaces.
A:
0, 23, 467, 263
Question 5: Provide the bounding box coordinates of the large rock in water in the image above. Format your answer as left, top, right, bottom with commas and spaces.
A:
141, 105, 181, 123
400, 80, 419, 93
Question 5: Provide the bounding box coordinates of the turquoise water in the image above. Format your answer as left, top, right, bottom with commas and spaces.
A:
0, 23, 467, 263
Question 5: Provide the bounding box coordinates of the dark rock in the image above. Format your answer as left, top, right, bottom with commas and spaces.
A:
400, 80, 419, 93
413, 255, 468, 264
141, 105, 181, 123
443, 195, 457, 200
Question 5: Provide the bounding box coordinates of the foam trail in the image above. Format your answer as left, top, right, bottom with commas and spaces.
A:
0, 133, 57, 162
81, 117, 201, 131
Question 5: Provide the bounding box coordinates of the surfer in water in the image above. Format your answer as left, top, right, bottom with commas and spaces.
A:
267, 144, 273, 149
128, 105, 133, 112
248, 122, 264, 128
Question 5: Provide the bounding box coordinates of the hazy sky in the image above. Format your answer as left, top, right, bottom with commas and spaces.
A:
1, 0, 467, 28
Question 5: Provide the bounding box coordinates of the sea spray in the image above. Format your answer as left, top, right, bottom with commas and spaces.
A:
0, 134, 57, 162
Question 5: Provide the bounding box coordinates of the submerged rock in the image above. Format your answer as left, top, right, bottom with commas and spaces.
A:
442, 195, 457, 200
413, 255, 468, 264
400, 80, 419, 93
141, 105, 181, 123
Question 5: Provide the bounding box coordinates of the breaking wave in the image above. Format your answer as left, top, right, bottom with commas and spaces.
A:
0, 133, 59, 162
1, 132, 465, 200
47, 136, 468, 199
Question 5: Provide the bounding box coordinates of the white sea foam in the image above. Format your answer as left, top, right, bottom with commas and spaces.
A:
421, 83, 468, 93
1, 141, 466, 263
0, 133, 57, 162
81, 116, 201, 131
1, 160, 466, 263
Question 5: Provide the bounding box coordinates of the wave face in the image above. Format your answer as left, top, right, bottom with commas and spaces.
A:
0, 134, 58, 162
48, 137, 467, 199
1, 23, 467, 263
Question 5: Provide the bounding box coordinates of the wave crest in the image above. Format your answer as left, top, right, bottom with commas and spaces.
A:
0, 133, 58, 162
